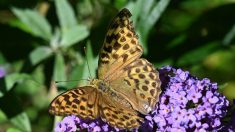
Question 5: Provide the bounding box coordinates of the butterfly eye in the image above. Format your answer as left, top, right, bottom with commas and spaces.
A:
98, 82, 106, 91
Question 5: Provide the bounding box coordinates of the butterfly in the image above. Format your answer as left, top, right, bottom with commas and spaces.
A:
49, 8, 161, 129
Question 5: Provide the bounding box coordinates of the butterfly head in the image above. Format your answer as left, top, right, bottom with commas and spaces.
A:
89, 78, 100, 85
89, 79, 111, 93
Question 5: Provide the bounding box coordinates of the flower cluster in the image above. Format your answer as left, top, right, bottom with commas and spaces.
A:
54, 66, 231, 132
143, 66, 230, 131
54, 115, 119, 132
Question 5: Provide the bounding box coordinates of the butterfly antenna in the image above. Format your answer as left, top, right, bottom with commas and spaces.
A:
84, 47, 92, 79
55, 79, 89, 83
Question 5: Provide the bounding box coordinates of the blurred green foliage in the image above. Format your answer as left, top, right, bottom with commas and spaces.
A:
0, 0, 235, 131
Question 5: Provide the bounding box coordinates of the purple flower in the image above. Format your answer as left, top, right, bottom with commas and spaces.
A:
55, 115, 78, 132
53, 66, 230, 132
54, 116, 118, 132
187, 90, 202, 103
143, 66, 229, 131
0, 67, 6, 78
153, 115, 166, 127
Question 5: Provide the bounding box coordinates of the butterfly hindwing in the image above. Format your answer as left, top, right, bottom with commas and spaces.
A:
99, 93, 144, 129
110, 58, 161, 114
49, 86, 99, 119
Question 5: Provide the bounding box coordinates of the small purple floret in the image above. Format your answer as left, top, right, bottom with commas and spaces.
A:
0, 67, 6, 78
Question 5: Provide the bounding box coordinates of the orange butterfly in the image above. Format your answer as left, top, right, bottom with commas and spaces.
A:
49, 8, 161, 129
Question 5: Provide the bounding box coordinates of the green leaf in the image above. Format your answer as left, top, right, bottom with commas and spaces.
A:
128, 0, 170, 54
15, 78, 43, 96
67, 51, 85, 87
222, 82, 235, 102
5, 73, 31, 92
6, 127, 23, 132
77, 0, 93, 16
10, 112, 31, 132
222, 23, 235, 46
86, 42, 97, 78
68, 63, 85, 87
177, 42, 218, 66
11, 8, 52, 40
30, 46, 53, 65
127, 0, 149, 23
0, 52, 6, 64
82, 42, 97, 80
61, 25, 89, 47
55, 0, 77, 30
167, 34, 187, 49
53, 53, 66, 86
144, 0, 170, 33
50, 28, 61, 48
114, 0, 128, 8
8, 19, 32, 34
0, 109, 7, 123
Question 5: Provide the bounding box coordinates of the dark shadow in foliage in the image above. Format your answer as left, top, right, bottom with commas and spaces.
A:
0, 0, 37, 9
89, 8, 119, 56
0, 78, 7, 95
220, 100, 235, 131
229, 102, 235, 130
0, 78, 23, 118
0, 24, 34, 62
148, 3, 235, 66
42, 56, 54, 88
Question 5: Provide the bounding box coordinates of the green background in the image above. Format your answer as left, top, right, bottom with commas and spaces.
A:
0, 0, 234, 131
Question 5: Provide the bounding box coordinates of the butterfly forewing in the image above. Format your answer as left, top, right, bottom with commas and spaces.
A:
49, 86, 99, 119
98, 8, 143, 81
